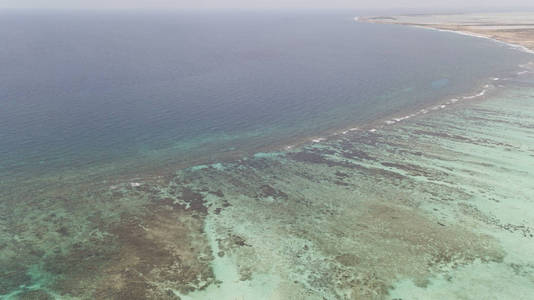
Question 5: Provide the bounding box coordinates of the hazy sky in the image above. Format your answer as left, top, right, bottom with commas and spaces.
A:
2, 0, 534, 11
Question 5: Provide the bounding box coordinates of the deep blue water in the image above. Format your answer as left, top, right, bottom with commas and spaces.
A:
0, 11, 530, 179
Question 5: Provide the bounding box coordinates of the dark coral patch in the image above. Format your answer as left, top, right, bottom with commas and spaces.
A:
258, 184, 288, 200
340, 149, 376, 161
181, 187, 208, 214
335, 171, 350, 178
209, 189, 225, 197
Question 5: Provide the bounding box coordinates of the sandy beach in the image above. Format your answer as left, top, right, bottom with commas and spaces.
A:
360, 13, 534, 52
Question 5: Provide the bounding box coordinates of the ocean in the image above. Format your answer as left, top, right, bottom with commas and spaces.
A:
0, 11, 528, 180
1, 11, 533, 299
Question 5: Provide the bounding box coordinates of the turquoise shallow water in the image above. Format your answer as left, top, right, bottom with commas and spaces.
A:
2, 72, 534, 299
2, 12, 534, 300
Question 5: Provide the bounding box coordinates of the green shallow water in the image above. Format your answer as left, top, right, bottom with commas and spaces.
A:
2, 79, 534, 299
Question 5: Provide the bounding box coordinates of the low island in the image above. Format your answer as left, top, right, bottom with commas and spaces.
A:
360, 13, 534, 52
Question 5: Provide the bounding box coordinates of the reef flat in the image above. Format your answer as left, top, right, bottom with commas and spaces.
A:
2, 72, 534, 299
360, 13, 534, 52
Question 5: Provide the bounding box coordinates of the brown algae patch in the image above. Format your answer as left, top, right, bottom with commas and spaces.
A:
92, 205, 215, 298
0, 178, 218, 299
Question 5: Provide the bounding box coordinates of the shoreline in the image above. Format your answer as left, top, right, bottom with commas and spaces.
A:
3, 18, 534, 299
4, 15, 534, 191
0, 76, 516, 193
1, 15, 532, 202
357, 13, 534, 54
1, 68, 528, 198
411, 25, 534, 55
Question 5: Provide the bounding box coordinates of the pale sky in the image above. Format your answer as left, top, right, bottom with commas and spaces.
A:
2, 0, 534, 11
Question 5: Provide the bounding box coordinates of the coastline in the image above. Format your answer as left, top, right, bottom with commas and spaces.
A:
0, 79, 511, 204
0, 75, 514, 207
3, 14, 531, 194
357, 13, 534, 54
3, 16, 534, 299
419, 26, 534, 55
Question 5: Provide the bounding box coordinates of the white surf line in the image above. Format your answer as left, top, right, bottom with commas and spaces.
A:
287, 19, 511, 145
412, 25, 534, 55
381, 82, 494, 127
355, 16, 534, 55
312, 137, 326, 143
463, 88, 487, 100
